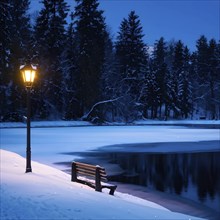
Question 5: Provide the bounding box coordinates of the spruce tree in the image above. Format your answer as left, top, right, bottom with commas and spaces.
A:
151, 37, 169, 119
0, 0, 11, 119
62, 13, 78, 120
171, 40, 184, 118
100, 33, 120, 122
144, 63, 157, 119
168, 41, 192, 119
194, 36, 209, 118
178, 46, 192, 118
34, 0, 69, 118
73, 0, 107, 120
2, 0, 32, 120
115, 11, 148, 121
207, 39, 219, 119
196, 36, 209, 83
194, 36, 219, 119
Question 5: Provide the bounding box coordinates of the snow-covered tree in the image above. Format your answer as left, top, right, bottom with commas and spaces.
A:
143, 65, 158, 119
207, 39, 220, 119
0, 0, 32, 120
0, 0, 11, 119
171, 40, 184, 117
62, 13, 78, 120
193, 36, 220, 119
115, 11, 149, 121
73, 0, 107, 121
150, 37, 169, 119
34, 0, 69, 118
178, 46, 193, 118
100, 32, 122, 122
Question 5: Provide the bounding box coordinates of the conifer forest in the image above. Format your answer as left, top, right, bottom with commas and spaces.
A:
1, 0, 220, 123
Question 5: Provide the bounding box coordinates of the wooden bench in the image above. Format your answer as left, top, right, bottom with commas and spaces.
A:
71, 161, 117, 195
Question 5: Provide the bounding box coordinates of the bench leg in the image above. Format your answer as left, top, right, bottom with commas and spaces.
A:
71, 162, 77, 182
95, 167, 102, 192
109, 186, 117, 195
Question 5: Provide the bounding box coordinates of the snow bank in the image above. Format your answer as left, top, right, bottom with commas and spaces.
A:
0, 149, 203, 220
134, 119, 220, 125
0, 119, 219, 128
0, 120, 92, 128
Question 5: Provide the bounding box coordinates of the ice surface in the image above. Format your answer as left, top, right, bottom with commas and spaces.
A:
1, 123, 219, 168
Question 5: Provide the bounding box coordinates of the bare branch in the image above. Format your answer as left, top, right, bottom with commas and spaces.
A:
82, 96, 124, 120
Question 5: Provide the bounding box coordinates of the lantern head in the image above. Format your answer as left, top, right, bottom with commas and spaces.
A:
20, 64, 37, 88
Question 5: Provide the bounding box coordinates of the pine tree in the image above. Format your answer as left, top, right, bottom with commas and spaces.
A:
196, 36, 209, 83
207, 39, 219, 119
62, 13, 78, 120
115, 11, 148, 121
194, 36, 209, 118
164, 41, 176, 119
100, 32, 121, 122
34, 0, 69, 118
178, 46, 192, 118
169, 40, 192, 119
194, 36, 219, 119
151, 37, 169, 119
73, 0, 107, 120
170, 40, 184, 118
144, 64, 158, 119
1, 0, 32, 121
217, 41, 220, 119
0, 1, 11, 119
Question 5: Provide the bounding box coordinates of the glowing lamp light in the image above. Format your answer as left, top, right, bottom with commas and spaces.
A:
20, 64, 37, 88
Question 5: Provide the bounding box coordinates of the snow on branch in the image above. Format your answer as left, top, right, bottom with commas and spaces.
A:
82, 96, 124, 120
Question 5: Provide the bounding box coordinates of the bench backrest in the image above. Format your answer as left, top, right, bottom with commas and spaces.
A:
71, 161, 117, 194
71, 161, 108, 182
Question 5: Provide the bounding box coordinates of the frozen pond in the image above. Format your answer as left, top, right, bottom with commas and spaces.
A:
65, 146, 220, 213
1, 125, 219, 166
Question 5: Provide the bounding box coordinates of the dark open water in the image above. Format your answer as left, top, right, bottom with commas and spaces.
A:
57, 141, 220, 219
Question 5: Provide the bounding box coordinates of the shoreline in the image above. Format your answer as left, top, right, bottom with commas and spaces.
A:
58, 141, 220, 220
61, 163, 220, 220
113, 182, 220, 220
61, 165, 219, 219
1, 120, 220, 129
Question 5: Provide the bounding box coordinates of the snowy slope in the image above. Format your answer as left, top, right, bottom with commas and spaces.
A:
0, 149, 204, 220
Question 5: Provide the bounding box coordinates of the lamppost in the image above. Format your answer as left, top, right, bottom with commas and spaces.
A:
20, 63, 37, 173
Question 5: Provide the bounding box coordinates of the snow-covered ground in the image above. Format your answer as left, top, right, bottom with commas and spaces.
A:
1, 119, 220, 128
1, 121, 219, 219
0, 120, 92, 128
0, 149, 204, 220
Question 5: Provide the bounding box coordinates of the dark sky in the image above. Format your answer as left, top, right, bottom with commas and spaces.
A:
30, 0, 220, 51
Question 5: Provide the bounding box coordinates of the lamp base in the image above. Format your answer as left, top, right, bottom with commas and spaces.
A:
26, 168, 32, 173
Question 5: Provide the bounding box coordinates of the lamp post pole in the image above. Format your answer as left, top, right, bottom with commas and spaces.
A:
20, 63, 37, 173
26, 87, 32, 173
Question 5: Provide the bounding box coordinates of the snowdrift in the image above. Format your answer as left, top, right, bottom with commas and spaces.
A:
0, 149, 204, 219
